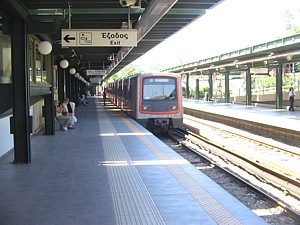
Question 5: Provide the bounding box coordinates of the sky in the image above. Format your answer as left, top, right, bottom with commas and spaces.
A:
133, 0, 300, 71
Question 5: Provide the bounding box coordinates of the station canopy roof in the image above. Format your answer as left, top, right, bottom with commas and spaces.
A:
164, 34, 300, 75
1, 0, 224, 80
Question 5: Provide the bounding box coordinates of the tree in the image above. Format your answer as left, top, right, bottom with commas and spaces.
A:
285, 9, 300, 34
107, 64, 144, 82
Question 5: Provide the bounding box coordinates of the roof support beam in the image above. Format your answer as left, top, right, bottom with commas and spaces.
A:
2, 0, 29, 20
105, 0, 179, 79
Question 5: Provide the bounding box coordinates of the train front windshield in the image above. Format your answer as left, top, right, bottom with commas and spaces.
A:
143, 77, 176, 100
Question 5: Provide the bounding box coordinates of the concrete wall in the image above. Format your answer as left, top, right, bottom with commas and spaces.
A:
0, 99, 45, 158
0, 116, 13, 157
232, 93, 300, 108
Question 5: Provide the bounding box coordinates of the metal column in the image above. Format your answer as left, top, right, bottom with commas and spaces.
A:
66, 71, 71, 100
44, 54, 55, 135
80, 81, 86, 95
58, 66, 65, 102
186, 73, 190, 99
276, 64, 283, 109
245, 69, 252, 106
70, 75, 76, 102
195, 79, 200, 99
225, 71, 230, 103
208, 73, 213, 101
11, 17, 31, 163
75, 78, 79, 105
44, 93, 55, 135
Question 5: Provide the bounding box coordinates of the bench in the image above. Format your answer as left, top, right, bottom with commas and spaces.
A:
55, 118, 63, 131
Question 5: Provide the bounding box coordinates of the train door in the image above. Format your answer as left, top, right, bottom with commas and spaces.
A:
129, 76, 137, 118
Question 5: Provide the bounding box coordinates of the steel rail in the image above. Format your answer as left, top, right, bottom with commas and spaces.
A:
184, 114, 300, 157
170, 128, 300, 218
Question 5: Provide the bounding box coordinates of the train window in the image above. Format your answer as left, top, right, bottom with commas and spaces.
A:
143, 77, 176, 100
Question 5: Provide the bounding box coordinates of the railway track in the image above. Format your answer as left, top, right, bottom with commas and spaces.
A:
183, 107, 300, 147
165, 115, 300, 222
183, 115, 300, 194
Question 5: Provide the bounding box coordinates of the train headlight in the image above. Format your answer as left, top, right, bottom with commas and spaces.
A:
168, 105, 177, 110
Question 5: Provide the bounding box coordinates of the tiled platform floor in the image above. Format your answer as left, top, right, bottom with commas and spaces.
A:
0, 97, 267, 225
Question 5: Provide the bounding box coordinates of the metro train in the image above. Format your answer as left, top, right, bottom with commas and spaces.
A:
106, 72, 183, 133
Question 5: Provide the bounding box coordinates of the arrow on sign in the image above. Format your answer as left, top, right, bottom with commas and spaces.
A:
63, 35, 75, 43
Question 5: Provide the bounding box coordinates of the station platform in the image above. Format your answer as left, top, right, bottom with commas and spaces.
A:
0, 97, 267, 225
183, 99, 300, 146
184, 99, 300, 132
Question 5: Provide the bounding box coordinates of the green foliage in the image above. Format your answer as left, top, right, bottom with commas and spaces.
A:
182, 86, 193, 97
189, 87, 194, 98
252, 74, 300, 91
283, 74, 300, 87
253, 76, 276, 88
122, 63, 144, 76
182, 86, 195, 98
285, 9, 300, 34
107, 64, 144, 82
199, 86, 209, 98
291, 26, 300, 34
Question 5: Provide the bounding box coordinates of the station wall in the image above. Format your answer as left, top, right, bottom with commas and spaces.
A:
0, 116, 13, 158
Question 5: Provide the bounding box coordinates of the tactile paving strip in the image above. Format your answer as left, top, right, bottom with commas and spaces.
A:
122, 118, 243, 225
167, 165, 242, 225
98, 111, 166, 225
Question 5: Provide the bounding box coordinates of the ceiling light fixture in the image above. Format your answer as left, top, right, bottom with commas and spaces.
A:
60, 59, 69, 69
38, 41, 52, 55
119, 0, 137, 7
69, 68, 76, 75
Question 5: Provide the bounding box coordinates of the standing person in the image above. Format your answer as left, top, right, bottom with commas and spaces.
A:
289, 87, 296, 111
103, 87, 107, 106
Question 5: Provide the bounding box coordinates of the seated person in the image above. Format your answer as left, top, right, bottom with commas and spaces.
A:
61, 98, 77, 129
54, 100, 70, 131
